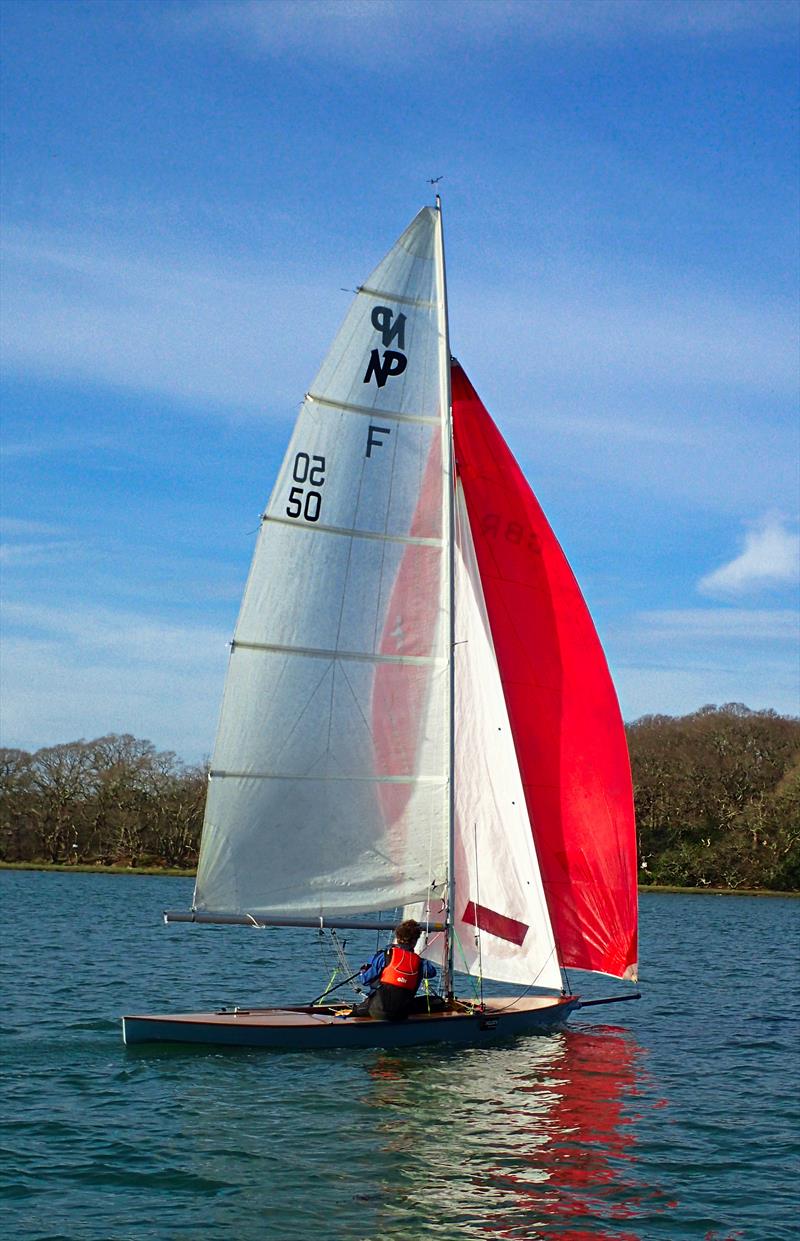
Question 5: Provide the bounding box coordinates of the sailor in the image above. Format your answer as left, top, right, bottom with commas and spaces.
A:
351, 919, 437, 1021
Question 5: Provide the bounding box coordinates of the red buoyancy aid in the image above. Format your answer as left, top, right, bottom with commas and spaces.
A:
380, 946, 422, 991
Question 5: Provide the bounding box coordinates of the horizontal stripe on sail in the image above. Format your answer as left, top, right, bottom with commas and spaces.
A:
357, 284, 436, 309
306, 393, 440, 427
230, 640, 445, 666
462, 900, 529, 947
208, 770, 445, 783
262, 514, 443, 547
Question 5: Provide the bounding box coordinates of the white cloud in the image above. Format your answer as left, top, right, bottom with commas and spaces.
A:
0, 223, 341, 412
609, 605, 800, 720
0, 603, 230, 760
634, 607, 799, 642
1, 601, 227, 670
457, 278, 798, 396
0, 518, 65, 537
3, 220, 796, 421
0, 541, 81, 568
699, 517, 800, 596
0, 520, 81, 570
174, 0, 798, 65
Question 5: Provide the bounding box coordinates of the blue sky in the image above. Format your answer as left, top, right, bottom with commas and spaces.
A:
1, 0, 798, 761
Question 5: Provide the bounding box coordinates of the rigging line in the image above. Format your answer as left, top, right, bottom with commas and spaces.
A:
330, 929, 354, 982
315, 927, 339, 1004
451, 926, 482, 1003
473, 820, 485, 1011
487, 946, 563, 1015
423, 869, 434, 939
268, 657, 334, 766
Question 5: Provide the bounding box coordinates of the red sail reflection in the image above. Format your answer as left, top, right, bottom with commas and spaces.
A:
478, 1028, 660, 1239
358, 1027, 674, 1239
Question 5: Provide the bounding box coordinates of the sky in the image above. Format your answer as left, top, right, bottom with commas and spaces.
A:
1, 0, 798, 762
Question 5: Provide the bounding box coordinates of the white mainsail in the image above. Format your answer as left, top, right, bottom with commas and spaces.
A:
194, 207, 451, 917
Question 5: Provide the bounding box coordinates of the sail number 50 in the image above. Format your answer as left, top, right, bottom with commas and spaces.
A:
286, 452, 326, 522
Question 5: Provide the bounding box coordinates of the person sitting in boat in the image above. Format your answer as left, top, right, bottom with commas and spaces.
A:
351, 919, 437, 1021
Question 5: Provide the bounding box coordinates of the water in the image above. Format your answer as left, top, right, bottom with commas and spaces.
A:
1, 871, 797, 1240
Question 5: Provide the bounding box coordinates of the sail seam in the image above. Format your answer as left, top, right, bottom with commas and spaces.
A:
232, 639, 445, 666
307, 393, 439, 427
357, 284, 435, 309
209, 770, 444, 783
262, 514, 443, 547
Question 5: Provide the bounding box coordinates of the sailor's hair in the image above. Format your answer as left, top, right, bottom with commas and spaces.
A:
394, 919, 421, 946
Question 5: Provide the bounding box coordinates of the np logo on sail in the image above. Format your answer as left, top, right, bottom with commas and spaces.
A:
364, 306, 407, 388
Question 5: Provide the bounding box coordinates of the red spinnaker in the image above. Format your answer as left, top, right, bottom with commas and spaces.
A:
451, 361, 638, 979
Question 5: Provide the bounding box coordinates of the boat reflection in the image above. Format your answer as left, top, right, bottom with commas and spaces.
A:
357, 1025, 673, 1239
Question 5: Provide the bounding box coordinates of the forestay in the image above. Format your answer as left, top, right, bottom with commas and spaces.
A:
194, 208, 451, 917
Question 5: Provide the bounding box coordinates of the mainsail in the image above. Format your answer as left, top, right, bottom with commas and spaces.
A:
194, 207, 451, 917
451, 361, 638, 981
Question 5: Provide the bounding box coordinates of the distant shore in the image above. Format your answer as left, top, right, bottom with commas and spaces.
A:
1, 860, 796, 896
0, 861, 196, 877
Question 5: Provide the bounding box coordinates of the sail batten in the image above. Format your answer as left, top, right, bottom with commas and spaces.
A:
230, 640, 445, 666
261, 515, 444, 547
307, 393, 440, 426
358, 285, 436, 308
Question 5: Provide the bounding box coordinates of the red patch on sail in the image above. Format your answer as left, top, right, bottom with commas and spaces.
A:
462, 901, 529, 946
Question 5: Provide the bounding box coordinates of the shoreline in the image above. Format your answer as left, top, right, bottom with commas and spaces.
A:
0, 861, 196, 877
1, 861, 796, 896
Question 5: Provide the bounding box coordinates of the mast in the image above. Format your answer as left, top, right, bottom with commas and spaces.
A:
434, 193, 456, 999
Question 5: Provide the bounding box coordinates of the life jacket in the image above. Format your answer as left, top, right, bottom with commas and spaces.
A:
380, 945, 422, 991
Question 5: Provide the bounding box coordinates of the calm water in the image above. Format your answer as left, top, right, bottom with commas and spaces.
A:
1, 872, 798, 1240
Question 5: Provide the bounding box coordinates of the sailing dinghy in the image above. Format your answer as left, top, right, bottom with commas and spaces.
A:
123, 202, 639, 1049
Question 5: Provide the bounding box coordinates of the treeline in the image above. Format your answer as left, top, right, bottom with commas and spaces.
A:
1, 705, 798, 889
629, 704, 799, 891
0, 735, 205, 869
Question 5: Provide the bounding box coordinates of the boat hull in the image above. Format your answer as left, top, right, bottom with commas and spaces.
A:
122, 995, 578, 1050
